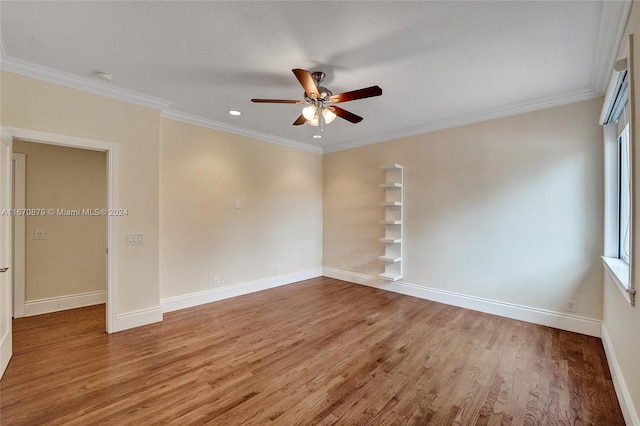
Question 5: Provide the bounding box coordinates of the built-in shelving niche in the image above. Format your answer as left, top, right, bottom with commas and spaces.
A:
378, 164, 403, 281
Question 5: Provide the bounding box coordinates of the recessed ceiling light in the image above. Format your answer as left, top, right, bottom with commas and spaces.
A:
228, 110, 241, 116
313, 134, 322, 139
96, 71, 112, 82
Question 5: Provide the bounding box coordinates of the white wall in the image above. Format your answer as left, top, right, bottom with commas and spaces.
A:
324, 98, 604, 320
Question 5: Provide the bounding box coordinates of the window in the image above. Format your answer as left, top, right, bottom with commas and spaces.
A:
618, 122, 630, 263
602, 60, 635, 306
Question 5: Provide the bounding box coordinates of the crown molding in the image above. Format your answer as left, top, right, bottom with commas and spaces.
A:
0, 56, 172, 111
324, 86, 602, 153
326, 0, 631, 154
0, 53, 612, 156
1, 0, 630, 155
590, 0, 633, 94
0, 47, 321, 153
161, 110, 323, 154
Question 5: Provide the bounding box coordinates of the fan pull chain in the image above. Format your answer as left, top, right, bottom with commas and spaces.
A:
316, 117, 322, 138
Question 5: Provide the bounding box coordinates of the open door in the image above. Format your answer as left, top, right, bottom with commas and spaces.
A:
0, 128, 13, 379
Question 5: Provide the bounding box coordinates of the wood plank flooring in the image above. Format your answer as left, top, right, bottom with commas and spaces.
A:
0, 277, 625, 425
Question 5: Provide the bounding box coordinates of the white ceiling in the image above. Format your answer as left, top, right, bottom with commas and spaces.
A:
0, 1, 631, 153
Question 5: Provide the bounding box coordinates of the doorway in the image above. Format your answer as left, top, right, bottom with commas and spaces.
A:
12, 142, 107, 318
1, 127, 119, 333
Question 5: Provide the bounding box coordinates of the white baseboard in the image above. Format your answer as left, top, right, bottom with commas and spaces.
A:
323, 268, 602, 338
161, 268, 323, 313
110, 306, 164, 333
23, 290, 106, 317
601, 324, 640, 426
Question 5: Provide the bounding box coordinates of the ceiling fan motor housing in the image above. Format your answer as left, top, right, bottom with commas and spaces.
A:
305, 87, 332, 103
311, 71, 325, 84
304, 71, 332, 102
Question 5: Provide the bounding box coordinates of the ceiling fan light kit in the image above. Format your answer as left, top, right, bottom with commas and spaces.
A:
302, 105, 317, 120
251, 68, 382, 138
322, 108, 337, 124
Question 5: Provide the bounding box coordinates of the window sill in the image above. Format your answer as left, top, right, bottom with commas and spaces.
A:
602, 256, 635, 306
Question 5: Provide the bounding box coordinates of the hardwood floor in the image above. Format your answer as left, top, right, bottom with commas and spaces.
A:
0, 277, 624, 425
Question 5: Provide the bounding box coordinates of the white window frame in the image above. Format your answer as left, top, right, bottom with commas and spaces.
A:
602, 40, 636, 306
618, 122, 631, 264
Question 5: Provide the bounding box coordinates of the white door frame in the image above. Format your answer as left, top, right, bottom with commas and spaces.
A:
1, 128, 13, 379
11, 153, 25, 318
2, 127, 119, 333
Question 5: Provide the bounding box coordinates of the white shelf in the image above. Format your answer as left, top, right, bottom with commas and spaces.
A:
379, 237, 402, 244
379, 272, 402, 281
379, 183, 402, 189
379, 164, 403, 281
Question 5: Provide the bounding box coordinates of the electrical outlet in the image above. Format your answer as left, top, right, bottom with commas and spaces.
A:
356, 264, 361, 273
567, 300, 577, 313
364, 266, 369, 274
273, 268, 278, 275
213, 277, 219, 287
341, 261, 346, 270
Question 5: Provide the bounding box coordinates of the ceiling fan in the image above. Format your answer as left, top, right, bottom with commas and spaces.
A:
251, 69, 382, 137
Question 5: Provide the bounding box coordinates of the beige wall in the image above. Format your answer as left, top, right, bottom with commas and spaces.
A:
159, 119, 322, 299
1, 34, 632, 420
324, 98, 604, 317
1, 71, 324, 322
13, 140, 106, 300
0, 19, 633, 415
1, 71, 161, 314
601, 1, 640, 421
603, 273, 640, 421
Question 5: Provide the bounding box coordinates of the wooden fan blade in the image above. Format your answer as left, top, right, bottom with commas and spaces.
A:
251, 98, 306, 104
293, 114, 306, 126
330, 106, 363, 123
292, 69, 320, 98
328, 86, 382, 104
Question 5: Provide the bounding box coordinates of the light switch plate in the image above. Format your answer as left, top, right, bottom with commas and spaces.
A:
126, 233, 144, 245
